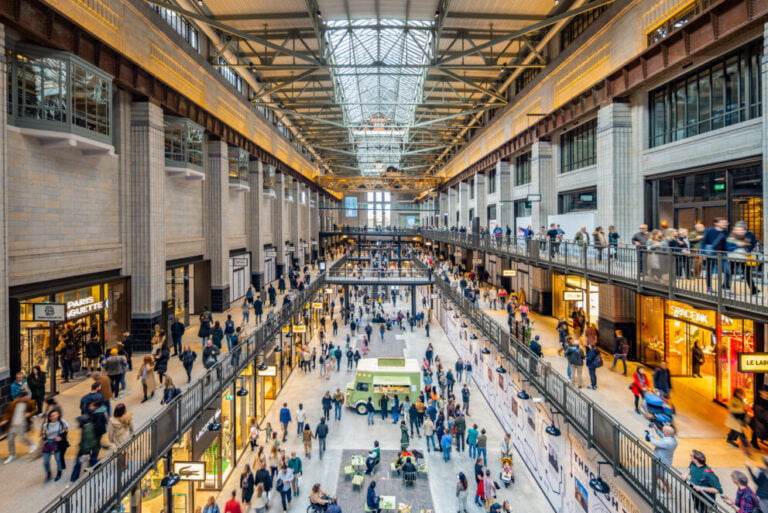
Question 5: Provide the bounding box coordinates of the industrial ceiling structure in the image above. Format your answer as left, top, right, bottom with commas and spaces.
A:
145, 0, 614, 193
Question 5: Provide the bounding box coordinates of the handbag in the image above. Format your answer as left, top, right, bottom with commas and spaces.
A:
42, 440, 58, 453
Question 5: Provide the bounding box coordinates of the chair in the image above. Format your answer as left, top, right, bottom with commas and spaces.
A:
403, 470, 417, 487
390, 462, 400, 476
344, 465, 355, 480
418, 464, 429, 476
351, 473, 365, 491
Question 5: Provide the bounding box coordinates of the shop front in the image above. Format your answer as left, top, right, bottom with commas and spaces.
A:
263, 246, 277, 285
552, 274, 599, 328
229, 252, 252, 302
638, 297, 760, 404
12, 274, 130, 395
166, 258, 211, 326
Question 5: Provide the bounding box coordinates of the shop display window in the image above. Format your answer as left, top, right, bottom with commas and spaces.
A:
140, 459, 167, 513
718, 317, 755, 404
221, 388, 235, 485
552, 274, 599, 327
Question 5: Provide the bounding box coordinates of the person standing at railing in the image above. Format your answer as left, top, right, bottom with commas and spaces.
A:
585, 342, 602, 390
682, 450, 723, 513
728, 222, 759, 296
565, 339, 585, 389
608, 226, 621, 260
702, 218, 730, 293
632, 224, 650, 275
645, 424, 677, 493
593, 227, 607, 262
574, 227, 590, 264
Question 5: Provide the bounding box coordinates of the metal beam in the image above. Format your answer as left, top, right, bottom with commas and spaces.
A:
445, 12, 547, 21
437, 0, 618, 64
433, 68, 507, 103
251, 68, 322, 101
142, 0, 322, 65
211, 12, 310, 21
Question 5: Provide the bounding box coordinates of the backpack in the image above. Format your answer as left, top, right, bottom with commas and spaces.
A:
593, 352, 604, 368
63, 344, 76, 360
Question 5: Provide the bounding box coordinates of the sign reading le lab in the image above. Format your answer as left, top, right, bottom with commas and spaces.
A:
32, 303, 66, 322
502, 269, 517, 277
563, 291, 584, 301
738, 353, 768, 373
173, 461, 205, 481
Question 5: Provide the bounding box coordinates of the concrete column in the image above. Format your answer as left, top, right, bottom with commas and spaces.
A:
597, 284, 636, 354
289, 180, 301, 266
204, 138, 230, 312
439, 191, 448, 227
761, 22, 768, 243
458, 181, 469, 230
128, 101, 166, 346
498, 160, 513, 231
475, 173, 487, 228
597, 102, 635, 238
310, 191, 319, 261
531, 140, 554, 230
247, 158, 264, 289
273, 173, 286, 277
447, 187, 457, 227
529, 267, 552, 315
0, 24, 9, 387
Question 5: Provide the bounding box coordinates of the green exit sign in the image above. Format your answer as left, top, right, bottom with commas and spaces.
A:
713, 183, 725, 191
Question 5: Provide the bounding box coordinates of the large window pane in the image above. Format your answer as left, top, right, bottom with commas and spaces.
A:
560, 119, 596, 173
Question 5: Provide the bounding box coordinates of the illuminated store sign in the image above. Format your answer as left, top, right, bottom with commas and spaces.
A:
66, 297, 104, 319
668, 305, 710, 325
738, 353, 768, 373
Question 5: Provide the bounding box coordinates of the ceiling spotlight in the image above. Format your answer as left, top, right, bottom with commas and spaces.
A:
460, 322, 468, 328
517, 390, 530, 400
480, 348, 491, 355
236, 387, 249, 397
258, 364, 268, 371
545, 424, 561, 436
496, 366, 507, 374
207, 420, 222, 432
196, 0, 204, 6
469, 334, 478, 340
453, 313, 459, 319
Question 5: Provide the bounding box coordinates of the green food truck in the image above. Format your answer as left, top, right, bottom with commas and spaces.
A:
346, 357, 422, 415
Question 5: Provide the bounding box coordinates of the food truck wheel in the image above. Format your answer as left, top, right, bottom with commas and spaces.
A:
355, 402, 368, 415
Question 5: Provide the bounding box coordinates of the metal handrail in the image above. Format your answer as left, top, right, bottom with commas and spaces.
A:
40, 274, 330, 513
420, 229, 768, 317
420, 258, 727, 513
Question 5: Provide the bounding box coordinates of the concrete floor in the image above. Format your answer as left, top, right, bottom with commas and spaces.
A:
214, 288, 554, 513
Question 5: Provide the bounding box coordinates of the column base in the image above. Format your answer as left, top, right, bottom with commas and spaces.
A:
131, 312, 163, 352
252, 272, 265, 291
0, 372, 12, 411
211, 285, 231, 313
276, 263, 285, 279
531, 290, 552, 316
597, 317, 636, 356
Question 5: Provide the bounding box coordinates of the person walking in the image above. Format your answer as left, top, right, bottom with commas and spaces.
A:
275, 464, 294, 512
0, 390, 38, 463
441, 428, 453, 462
727, 388, 752, 456
424, 416, 436, 452
203, 496, 221, 513
630, 366, 649, 414
400, 420, 410, 451
180, 344, 197, 383
254, 296, 264, 324
224, 315, 236, 349
745, 459, 768, 511
653, 361, 672, 398
476, 428, 488, 466
454, 413, 466, 452
723, 470, 762, 513
107, 403, 134, 447
136, 355, 157, 403
40, 409, 67, 481
287, 452, 302, 496
366, 397, 376, 425
315, 418, 329, 459
611, 330, 629, 375
464, 361, 473, 383
467, 423, 479, 459
321, 392, 332, 421
333, 388, 344, 420
170, 317, 185, 356
462, 384, 471, 416
585, 342, 602, 390
296, 403, 307, 437
198, 315, 212, 348
254, 462, 273, 506
302, 423, 314, 459
481, 469, 496, 511
203, 339, 220, 369
279, 403, 291, 442
224, 490, 242, 513
565, 339, 585, 389
105, 349, 127, 398
456, 472, 470, 513
241, 300, 251, 326
161, 375, 181, 405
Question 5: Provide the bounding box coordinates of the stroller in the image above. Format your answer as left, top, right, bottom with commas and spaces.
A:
642, 392, 675, 430
499, 456, 515, 487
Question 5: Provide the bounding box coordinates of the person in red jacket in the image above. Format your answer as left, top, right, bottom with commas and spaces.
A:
224, 490, 242, 513
631, 366, 649, 414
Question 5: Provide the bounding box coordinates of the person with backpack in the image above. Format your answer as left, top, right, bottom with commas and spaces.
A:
170, 317, 185, 356
611, 330, 629, 376
224, 314, 236, 349
60, 340, 77, 383
585, 342, 602, 390
315, 418, 329, 460
254, 295, 264, 324
565, 339, 585, 389
202, 339, 220, 370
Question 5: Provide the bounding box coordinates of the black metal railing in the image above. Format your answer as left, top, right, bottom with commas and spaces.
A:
421, 258, 727, 513
421, 229, 768, 318
41, 275, 330, 513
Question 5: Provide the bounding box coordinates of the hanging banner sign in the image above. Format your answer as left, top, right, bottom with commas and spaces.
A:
739, 353, 768, 373
563, 291, 584, 301
502, 269, 517, 277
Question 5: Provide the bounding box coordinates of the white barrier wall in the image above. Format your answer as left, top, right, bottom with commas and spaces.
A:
438, 304, 646, 513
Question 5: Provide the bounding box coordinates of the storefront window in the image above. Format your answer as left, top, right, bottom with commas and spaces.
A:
638, 296, 756, 404
140, 459, 167, 513
166, 267, 190, 325
552, 274, 599, 327
221, 387, 235, 485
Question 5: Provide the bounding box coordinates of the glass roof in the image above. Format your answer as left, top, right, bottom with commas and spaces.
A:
324, 19, 434, 175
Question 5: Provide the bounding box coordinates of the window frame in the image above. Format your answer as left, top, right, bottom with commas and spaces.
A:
560, 120, 597, 173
